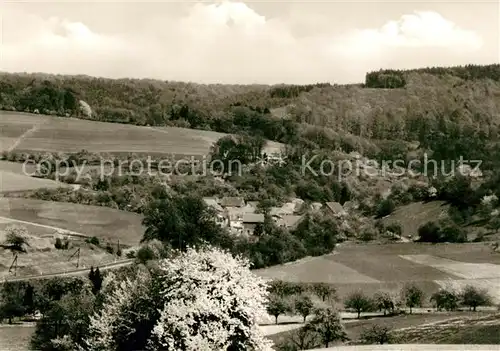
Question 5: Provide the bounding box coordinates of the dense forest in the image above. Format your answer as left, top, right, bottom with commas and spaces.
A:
2, 64, 500, 163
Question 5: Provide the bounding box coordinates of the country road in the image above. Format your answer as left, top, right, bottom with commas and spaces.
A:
3, 259, 134, 282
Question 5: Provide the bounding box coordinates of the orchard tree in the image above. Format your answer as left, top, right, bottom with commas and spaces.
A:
305, 307, 348, 348
344, 291, 373, 319
294, 295, 314, 323
310, 282, 336, 302
401, 284, 424, 314
267, 295, 290, 325
373, 291, 397, 316
430, 289, 459, 311
86, 246, 273, 350
461, 285, 492, 311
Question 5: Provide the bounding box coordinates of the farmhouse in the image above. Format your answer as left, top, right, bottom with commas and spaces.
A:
325, 201, 347, 217
203, 197, 227, 226
276, 215, 303, 230
220, 196, 245, 208
241, 213, 264, 236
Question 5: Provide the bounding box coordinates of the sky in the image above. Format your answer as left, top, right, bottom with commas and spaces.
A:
1, 0, 499, 84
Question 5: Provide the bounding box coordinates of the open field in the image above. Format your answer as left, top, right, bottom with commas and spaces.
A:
0, 159, 67, 194
0, 325, 34, 351
0, 170, 68, 194
0, 161, 36, 175
255, 242, 500, 301
383, 201, 450, 238
0, 242, 118, 278
0, 111, 283, 156
255, 255, 380, 284
0, 198, 145, 246
267, 311, 497, 347
392, 313, 500, 344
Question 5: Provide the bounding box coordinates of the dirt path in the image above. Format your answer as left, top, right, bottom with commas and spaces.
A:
6, 125, 41, 152
0, 215, 88, 238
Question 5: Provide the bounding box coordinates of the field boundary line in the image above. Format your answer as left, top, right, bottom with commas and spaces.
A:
0, 215, 88, 238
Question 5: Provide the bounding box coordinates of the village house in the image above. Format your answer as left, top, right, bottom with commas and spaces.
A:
324, 201, 347, 218
220, 196, 245, 208
203, 197, 228, 227
276, 215, 303, 230
241, 213, 264, 237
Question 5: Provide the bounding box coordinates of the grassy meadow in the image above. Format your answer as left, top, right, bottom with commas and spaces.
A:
0, 198, 145, 246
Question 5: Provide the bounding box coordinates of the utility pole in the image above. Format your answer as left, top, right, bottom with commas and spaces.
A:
8, 254, 18, 276
68, 247, 81, 268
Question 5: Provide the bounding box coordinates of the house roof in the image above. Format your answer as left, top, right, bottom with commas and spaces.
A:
242, 213, 264, 223
241, 203, 257, 214
269, 202, 296, 216
325, 202, 344, 214
247, 201, 259, 208
276, 215, 303, 229
220, 197, 245, 207
203, 197, 223, 212
269, 207, 284, 216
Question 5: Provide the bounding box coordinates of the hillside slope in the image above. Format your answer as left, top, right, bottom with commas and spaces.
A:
0, 111, 282, 156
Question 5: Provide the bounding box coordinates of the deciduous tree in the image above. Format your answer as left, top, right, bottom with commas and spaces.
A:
344, 291, 373, 319
305, 307, 348, 348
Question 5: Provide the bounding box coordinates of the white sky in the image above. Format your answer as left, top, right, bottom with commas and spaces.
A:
1, 0, 498, 84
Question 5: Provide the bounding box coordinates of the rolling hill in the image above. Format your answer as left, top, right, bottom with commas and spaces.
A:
0, 111, 283, 156
255, 242, 500, 302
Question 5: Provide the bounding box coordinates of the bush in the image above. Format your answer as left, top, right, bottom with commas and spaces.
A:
359, 229, 376, 242
375, 199, 396, 218
136, 246, 156, 264
360, 325, 393, 345
85, 236, 100, 246
125, 250, 136, 259
417, 221, 467, 243
105, 243, 114, 254
54, 238, 63, 250
386, 222, 402, 236
54, 238, 70, 250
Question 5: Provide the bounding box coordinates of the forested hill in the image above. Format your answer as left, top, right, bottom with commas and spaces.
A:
2, 64, 500, 164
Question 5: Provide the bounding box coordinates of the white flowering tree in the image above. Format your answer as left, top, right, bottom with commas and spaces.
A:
149, 246, 273, 350
85, 246, 272, 351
